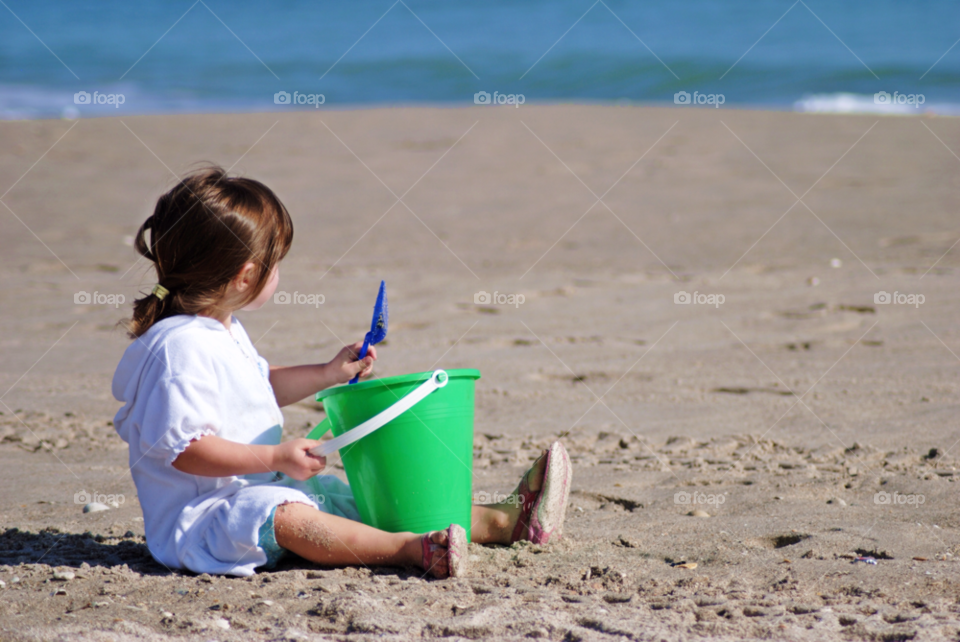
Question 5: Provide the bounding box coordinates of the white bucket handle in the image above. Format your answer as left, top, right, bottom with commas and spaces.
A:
309, 369, 449, 457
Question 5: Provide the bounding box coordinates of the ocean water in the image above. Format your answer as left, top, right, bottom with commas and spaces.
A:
1, 0, 958, 119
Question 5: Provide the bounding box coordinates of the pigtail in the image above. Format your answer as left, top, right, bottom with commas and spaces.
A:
127, 213, 171, 338
128, 292, 164, 339
126, 215, 156, 338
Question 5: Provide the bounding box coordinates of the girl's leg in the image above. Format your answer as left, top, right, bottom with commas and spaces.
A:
275, 445, 563, 568
274, 502, 430, 567
471, 452, 548, 545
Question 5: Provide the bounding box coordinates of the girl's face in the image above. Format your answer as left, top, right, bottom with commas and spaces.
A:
242, 264, 280, 311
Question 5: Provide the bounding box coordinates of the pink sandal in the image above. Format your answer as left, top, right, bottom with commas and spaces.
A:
421, 523, 468, 578
510, 441, 572, 545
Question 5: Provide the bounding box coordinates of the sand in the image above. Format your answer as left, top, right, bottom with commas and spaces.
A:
1, 104, 959, 640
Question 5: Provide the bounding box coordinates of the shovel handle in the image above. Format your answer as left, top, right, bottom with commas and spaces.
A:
348, 336, 372, 385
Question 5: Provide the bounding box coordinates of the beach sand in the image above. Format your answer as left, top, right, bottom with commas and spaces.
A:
1, 104, 960, 640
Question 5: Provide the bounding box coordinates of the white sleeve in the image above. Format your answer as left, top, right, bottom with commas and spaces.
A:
137, 374, 222, 467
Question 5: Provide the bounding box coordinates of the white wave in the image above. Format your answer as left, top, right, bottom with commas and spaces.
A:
0, 83, 248, 120
794, 92, 960, 116
0, 84, 79, 120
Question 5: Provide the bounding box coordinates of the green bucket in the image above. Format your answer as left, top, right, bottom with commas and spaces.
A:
307, 369, 480, 540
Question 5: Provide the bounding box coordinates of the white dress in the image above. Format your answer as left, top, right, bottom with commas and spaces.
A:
112, 314, 359, 576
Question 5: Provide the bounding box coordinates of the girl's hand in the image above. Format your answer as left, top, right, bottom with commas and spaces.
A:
327, 341, 377, 385
269, 342, 378, 406
273, 439, 326, 480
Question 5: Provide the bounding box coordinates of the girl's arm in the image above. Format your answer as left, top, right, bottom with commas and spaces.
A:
268, 341, 377, 407
171, 435, 326, 480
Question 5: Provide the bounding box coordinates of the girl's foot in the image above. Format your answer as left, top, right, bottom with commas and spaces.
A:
510, 441, 572, 545
421, 523, 468, 578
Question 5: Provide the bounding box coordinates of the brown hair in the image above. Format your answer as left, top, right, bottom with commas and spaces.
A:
127, 165, 293, 338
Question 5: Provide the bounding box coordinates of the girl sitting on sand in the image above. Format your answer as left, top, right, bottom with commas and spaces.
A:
112, 166, 572, 578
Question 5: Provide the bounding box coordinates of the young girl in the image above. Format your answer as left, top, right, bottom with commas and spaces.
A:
113, 166, 572, 578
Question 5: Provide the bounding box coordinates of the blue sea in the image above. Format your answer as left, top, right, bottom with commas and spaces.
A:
1, 0, 958, 119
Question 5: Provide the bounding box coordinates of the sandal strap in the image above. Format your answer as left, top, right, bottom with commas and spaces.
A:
510, 454, 547, 543
421, 533, 447, 578
421, 534, 433, 569
423, 524, 468, 578
510, 498, 532, 543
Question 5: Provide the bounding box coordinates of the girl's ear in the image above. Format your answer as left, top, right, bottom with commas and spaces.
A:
233, 262, 258, 293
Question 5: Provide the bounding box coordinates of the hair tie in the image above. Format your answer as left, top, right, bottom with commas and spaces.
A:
151, 284, 169, 301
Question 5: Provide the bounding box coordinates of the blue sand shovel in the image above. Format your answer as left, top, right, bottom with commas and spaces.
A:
307, 281, 388, 441
349, 280, 388, 384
